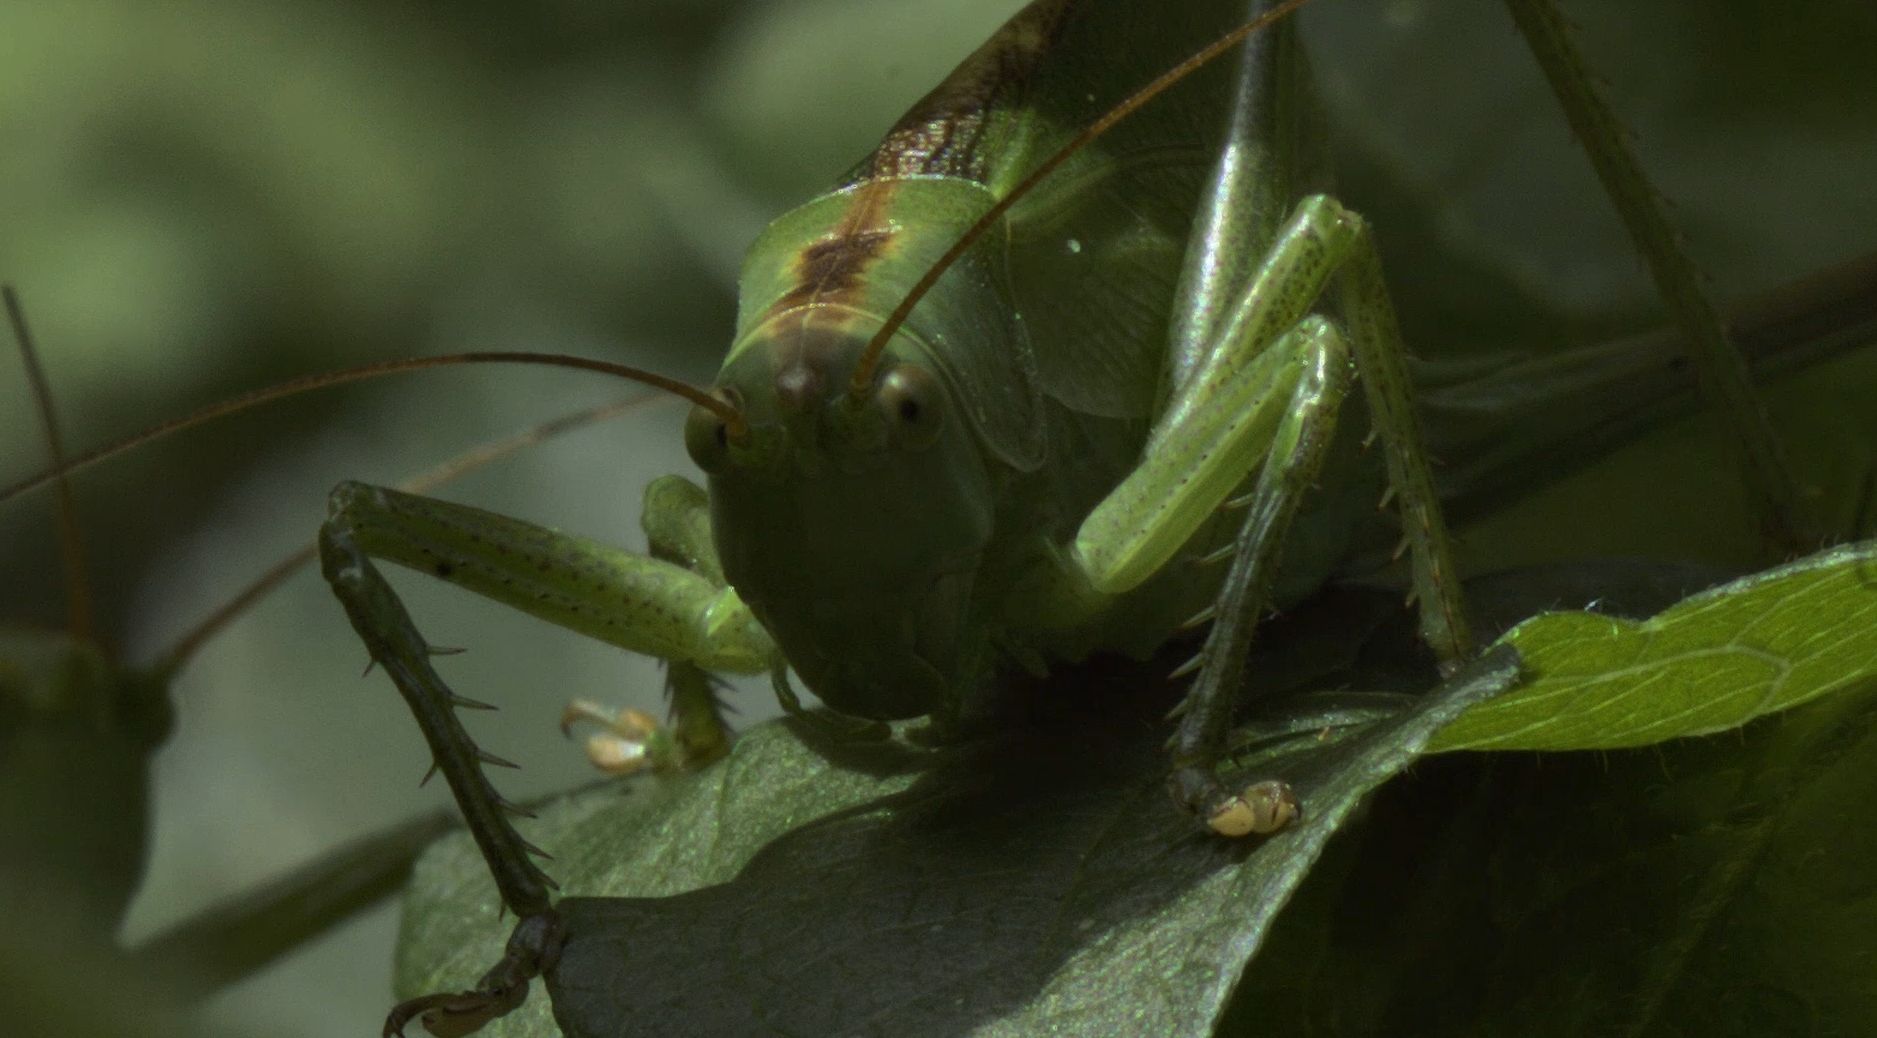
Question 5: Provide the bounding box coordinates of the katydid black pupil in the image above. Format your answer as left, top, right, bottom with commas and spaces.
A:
898, 397, 921, 423
713, 420, 728, 447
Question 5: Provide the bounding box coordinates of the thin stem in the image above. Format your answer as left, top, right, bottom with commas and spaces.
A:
1503, 0, 1816, 551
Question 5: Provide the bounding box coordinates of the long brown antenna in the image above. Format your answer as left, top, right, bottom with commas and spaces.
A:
149, 391, 669, 679
1, 351, 740, 504
5, 285, 97, 644
848, 0, 1320, 397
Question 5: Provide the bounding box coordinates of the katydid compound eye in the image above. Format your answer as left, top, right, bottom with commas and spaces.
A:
684, 393, 737, 473
879, 364, 944, 449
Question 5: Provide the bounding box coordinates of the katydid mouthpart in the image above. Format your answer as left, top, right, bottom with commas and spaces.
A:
5, 0, 1873, 1034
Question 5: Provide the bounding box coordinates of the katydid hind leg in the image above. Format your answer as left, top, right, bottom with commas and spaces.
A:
1166, 0, 1321, 394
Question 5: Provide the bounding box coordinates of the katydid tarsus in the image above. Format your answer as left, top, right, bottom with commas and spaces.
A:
3, 0, 1877, 1028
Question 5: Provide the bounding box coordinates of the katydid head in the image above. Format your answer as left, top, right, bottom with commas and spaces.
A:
2, 287, 172, 940
687, 308, 995, 720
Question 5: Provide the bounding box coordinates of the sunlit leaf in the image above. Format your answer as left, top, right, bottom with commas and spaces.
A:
1433, 543, 1877, 752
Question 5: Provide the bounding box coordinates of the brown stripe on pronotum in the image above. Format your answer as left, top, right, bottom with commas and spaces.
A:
845, 0, 1322, 399
767, 180, 903, 316
766, 2, 1075, 322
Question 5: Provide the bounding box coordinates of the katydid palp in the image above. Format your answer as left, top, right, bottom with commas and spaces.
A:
4, 0, 1877, 1034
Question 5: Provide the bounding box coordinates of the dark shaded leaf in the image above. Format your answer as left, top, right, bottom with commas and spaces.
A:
1231, 668, 1877, 1037
397, 648, 1520, 1037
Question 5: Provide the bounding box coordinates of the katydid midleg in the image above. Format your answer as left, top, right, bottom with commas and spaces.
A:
4, 0, 1875, 1034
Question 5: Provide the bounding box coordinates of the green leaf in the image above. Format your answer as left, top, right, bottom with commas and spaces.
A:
1229, 667, 1877, 1037
1431, 543, 1877, 752
395, 647, 1520, 1037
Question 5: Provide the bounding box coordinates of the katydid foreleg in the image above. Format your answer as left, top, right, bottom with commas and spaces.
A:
321, 479, 774, 772
564, 475, 737, 771
1165, 315, 1350, 837
318, 512, 560, 1038
316, 479, 779, 1034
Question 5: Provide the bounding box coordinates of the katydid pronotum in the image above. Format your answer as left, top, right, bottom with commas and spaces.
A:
4, 0, 1876, 1034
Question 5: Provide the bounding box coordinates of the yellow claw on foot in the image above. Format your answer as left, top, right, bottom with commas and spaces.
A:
1206, 779, 1300, 838
558, 699, 667, 775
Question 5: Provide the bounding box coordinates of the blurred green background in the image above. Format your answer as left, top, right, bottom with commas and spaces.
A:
1, 1, 1874, 1036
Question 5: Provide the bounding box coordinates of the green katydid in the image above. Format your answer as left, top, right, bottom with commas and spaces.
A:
0, 286, 171, 951
348, 0, 1874, 1027
0, 285, 668, 1018
319, 4, 1475, 986
3, 0, 1877, 1028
